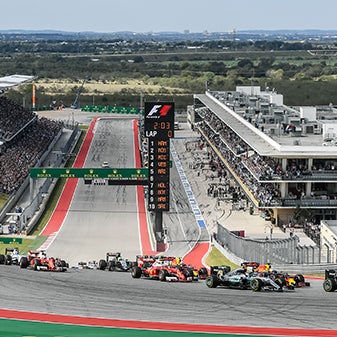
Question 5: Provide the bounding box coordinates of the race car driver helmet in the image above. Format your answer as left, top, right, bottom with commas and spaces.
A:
175, 257, 182, 265
39, 251, 46, 258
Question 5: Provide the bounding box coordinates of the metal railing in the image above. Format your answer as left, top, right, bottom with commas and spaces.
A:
216, 222, 322, 265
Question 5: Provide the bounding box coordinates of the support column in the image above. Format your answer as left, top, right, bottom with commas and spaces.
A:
282, 158, 287, 172
306, 182, 312, 197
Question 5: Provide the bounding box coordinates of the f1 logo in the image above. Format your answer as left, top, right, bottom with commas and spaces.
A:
146, 104, 172, 118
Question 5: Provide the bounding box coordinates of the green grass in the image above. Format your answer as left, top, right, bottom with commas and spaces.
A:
0, 238, 36, 255
0, 193, 9, 209
205, 245, 239, 270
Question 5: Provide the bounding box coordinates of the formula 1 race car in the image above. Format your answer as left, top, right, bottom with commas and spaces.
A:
206, 264, 283, 292
20, 250, 68, 271
0, 248, 26, 266
131, 256, 199, 282
250, 262, 310, 289
271, 270, 310, 289
98, 252, 133, 272
323, 269, 337, 292
77, 261, 100, 270
134, 255, 157, 269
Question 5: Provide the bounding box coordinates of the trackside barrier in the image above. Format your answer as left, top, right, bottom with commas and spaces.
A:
23, 126, 80, 235
216, 222, 323, 266
213, 238, 336, 273
0, 127, 63, 225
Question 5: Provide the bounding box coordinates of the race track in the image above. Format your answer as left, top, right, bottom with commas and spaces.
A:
45, 118, 146, 265
44, 117, 206, 266
0, 265, 335, 331
3, 116, 336, 335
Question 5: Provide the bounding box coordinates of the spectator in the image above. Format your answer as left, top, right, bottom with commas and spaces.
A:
0, 97, 62, 194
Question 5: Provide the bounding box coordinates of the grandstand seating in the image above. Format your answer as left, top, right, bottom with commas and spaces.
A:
0, 97, 63, 194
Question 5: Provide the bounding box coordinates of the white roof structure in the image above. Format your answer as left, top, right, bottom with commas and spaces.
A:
195, 91, 337, 159
0, 74, 34, 89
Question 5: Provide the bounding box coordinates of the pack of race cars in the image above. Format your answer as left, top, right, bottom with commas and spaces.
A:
0, 248, 331, 292
131, 255, 208, 282
205, 262, 310, 292
0, 248, 68, 271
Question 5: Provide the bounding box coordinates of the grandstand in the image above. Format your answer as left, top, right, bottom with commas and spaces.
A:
189, 87, 337, 226
0, 85, 63, 194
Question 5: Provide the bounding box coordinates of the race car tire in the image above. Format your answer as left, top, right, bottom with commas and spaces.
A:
0, 254, 5, 264
294, 274, 305, 284
274, 277, 285, 288
60, 260, 68, 268
250, 278, 263, 292
34, 259, 41, 271
19, 257, 29, 269
4, 254, 12, 265
183, 268, 194, 278
131, 266, 142, 278
323, 278, 337, 292
205, 275, 219, 288
238, 278, 248, 290
98, 259, 107, 270
274, 275, 286, 287
199, 267, 208, 277
159, 269, 168, 282
108, 261, 116, 271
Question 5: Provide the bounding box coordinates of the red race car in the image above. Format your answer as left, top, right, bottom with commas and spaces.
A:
132, 256, 206, 282
20, 250, 68, 272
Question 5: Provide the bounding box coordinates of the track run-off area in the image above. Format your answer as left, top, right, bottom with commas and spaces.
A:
1, 309, 337, 337
1, 116, 337, 337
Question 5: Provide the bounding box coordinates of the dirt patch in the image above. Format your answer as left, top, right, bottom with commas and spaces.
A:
35, 79, 185, 95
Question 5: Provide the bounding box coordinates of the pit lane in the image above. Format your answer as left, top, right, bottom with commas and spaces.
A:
0, 265, 335, 330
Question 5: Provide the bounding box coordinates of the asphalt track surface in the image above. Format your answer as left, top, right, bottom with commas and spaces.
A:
0, 265, 336, 335
44, 117, 151, 265
43, 117, 207, 266
2, 115, 337, 336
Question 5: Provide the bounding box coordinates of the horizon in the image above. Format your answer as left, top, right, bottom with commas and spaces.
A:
1, 0, 337, 34
1, 28, 337, 35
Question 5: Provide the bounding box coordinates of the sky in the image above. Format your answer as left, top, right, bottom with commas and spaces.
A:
1, 0, 337, 33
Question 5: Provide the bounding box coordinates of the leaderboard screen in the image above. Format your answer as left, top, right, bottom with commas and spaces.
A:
144, 102, 174, 211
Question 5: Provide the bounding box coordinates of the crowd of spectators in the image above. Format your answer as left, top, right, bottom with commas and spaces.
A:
0, 97, 63, 194
196, 106, 337, 208
0, 96, 36, 141
196, 109, 282, 207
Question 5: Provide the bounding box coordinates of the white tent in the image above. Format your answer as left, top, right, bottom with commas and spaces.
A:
0, 74, 34, 89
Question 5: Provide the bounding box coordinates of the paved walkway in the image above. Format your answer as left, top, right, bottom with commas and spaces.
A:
173, 123, 316, 247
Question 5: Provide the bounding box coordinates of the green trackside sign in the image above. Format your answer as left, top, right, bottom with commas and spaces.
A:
30, 168, 148, 179
0, 238, 22, 244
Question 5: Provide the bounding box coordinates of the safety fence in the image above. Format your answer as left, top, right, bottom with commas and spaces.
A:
0, 125, 81, 234
216, 222, 322, 265
23, 125, 80, 234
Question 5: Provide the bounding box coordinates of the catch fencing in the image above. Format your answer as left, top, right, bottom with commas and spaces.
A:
216, 222, 322, 265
